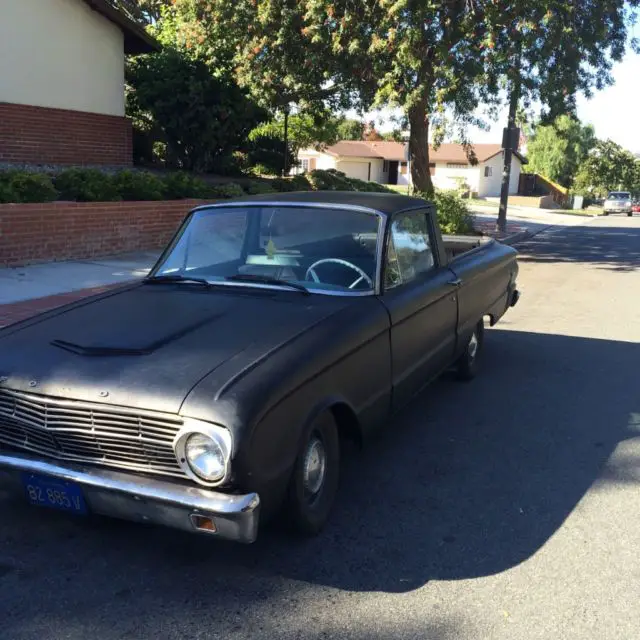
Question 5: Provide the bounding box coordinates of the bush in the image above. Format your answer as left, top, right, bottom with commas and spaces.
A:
431, 190, 475, 235
55, 168, 119, 202
210, 183, 245, 199
162, 172, 211, 199
111, 170, 165, 201
346, 176, 394, 193
0, 171, 57, 203
307, 169, 353, 191
244, 134, 296, 176
289, 174, 313, 191
244, 180, 277, 195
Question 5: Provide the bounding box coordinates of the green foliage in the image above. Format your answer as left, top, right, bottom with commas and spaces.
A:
250, 112, 341, 155
126, 48, 267, 172
243, 134, 296, 176
244, 181, 277, 195
0, 171, 57, 204
336, 119, 365, 141
162, 172, 212, 199
573, 140, 640, 198
210, 183, 245, 199
288, 174, 314, 191
431, 190, 475, 235
307, 169, 353, 191
527, 115, 596, 187
111, 170, 166, 201
55, 169, 119, 202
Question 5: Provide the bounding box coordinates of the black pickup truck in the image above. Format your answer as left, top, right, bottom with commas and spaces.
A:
0, 192, 520, 543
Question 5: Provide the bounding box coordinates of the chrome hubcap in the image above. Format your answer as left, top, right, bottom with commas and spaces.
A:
468, 332, 479, 359
303, 436, 326, 497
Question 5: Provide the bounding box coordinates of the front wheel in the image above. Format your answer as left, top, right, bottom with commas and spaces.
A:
285, 411, 340, 536
456, 320, 484, 381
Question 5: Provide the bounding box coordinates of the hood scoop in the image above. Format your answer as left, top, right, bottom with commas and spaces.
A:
50, 313, 223, 357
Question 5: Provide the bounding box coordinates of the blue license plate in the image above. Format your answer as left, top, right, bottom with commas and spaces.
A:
22, 473, 87, 515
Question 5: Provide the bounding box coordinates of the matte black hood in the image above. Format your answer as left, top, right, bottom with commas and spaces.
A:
0, 285, 351, 414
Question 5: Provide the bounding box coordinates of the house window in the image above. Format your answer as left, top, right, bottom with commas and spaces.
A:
400, 162, 408, 175
301, 159, 310, 172
484, 166, 492, 177
446, 163, 467, 168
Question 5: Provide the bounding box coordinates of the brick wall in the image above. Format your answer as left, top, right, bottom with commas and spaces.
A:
0, 199, 211, 266
0, 102, 133, 166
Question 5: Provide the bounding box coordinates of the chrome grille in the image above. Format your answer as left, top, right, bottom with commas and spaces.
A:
0, 388, 185, 478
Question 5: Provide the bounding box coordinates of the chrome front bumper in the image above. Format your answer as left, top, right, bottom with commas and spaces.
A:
0, 452, 260, 543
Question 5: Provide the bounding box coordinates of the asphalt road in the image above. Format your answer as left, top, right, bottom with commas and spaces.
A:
1, 214, 640, 640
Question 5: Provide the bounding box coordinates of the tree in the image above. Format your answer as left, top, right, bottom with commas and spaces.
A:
336, 119, 365, 141
109, 0, 169, 24
126, 49, 267, 172
249, 112, 341, 155
527, 115, 595, 187
162, 0, 639, 195
573, 140, 640, 197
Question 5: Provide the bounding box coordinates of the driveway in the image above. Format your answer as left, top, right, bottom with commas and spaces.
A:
1, 215, 639, 639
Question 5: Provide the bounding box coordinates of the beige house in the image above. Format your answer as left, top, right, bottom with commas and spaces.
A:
296, 141, 527, 197
0, 0, 158, 166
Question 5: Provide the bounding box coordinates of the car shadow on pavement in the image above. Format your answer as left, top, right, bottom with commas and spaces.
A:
517, 223, 640, 271
1, 329, 638, 636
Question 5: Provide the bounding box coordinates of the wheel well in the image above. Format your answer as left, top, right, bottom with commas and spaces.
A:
330, 402, 363, 450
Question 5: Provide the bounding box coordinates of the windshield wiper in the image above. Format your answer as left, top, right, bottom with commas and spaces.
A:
225, 274, 310, 295
144, 274, 215, 287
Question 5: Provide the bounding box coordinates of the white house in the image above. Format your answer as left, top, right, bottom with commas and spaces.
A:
296, 141, 527, 197
0, 0, 158, 166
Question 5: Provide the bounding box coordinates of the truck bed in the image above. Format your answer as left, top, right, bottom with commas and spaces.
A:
442, 234, 493, 263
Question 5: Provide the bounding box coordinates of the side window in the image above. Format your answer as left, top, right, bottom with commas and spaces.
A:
384, 211, 435, 289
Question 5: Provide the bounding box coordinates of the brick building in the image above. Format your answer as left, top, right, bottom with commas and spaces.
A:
0, 0, 158, 167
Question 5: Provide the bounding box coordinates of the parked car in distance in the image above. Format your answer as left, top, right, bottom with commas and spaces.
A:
631, 200, 640, 214
603, 191, 633, 216
0, 192, 520, 543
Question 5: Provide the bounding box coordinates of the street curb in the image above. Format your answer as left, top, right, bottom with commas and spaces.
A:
500, 229, 533, 246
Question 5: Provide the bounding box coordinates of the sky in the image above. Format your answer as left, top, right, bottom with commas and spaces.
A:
356, 49, 640, 155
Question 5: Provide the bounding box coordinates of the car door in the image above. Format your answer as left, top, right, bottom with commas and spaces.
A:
380, 209, 458, 409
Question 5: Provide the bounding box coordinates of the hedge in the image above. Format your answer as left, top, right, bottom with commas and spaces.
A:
0, 168, 474, 234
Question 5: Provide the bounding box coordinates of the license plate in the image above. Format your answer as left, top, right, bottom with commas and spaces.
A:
22, 473, 87, 515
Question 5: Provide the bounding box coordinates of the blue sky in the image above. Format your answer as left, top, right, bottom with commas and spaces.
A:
359, 50, 640, 155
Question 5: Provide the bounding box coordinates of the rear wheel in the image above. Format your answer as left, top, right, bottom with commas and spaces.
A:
285, 411, 340, 536
456, 320, 484, 381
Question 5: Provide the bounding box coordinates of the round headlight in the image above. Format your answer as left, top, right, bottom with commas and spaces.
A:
185, 433, 227, 482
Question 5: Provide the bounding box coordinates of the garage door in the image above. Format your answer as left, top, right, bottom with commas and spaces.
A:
338, 161, 371, 182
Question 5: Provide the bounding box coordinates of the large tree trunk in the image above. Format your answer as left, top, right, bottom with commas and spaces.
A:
408, 101, 434, 196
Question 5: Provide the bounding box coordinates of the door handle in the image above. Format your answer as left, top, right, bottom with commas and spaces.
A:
448, 278, 462, 287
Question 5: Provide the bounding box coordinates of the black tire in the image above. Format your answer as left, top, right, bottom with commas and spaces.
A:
628, 212, 633, 217
456, 320, 484, 381
285, 411, 340, 536
603, 212, 609, 216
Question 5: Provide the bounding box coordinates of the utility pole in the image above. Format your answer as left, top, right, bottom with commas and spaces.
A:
282, 105, 290, 177
497, 49, 522, 233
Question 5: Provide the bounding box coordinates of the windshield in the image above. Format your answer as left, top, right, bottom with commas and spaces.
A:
607, 192, 631, 200
152, 205, 382, 294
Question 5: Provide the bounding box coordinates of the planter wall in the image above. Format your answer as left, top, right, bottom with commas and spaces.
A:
0, 199, 210, 266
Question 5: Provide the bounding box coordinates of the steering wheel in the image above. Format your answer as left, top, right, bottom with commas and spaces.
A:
305, 258, 374, 290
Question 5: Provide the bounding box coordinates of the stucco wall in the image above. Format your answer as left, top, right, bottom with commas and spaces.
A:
0, 0, 126, 116
477, 153, 522, 197
432, 164, 481, 193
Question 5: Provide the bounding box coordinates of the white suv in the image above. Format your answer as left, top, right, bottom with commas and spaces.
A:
604, 191, 633, 216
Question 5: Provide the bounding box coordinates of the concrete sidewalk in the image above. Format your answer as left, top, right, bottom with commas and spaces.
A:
0, 251, 159, 306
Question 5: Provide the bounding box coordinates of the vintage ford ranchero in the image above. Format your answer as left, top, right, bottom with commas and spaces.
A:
0, 192, 520, 543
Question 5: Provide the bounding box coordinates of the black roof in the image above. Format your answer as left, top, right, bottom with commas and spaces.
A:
82, 0, 160, 54
196, 191, 431, 216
